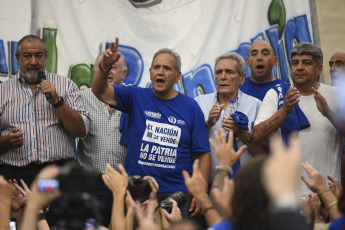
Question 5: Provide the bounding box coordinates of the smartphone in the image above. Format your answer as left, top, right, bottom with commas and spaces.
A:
9, 218, 16, 230
37, 179, 59, 192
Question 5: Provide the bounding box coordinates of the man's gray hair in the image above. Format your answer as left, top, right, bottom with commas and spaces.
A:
151, 48, 181, 73
95, 52, 128, 71
16, 35, 47, 57
214, 52, 246, 76
291, 42, 323, 65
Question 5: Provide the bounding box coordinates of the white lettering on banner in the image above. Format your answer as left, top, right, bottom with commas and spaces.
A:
142, 120, 181, 148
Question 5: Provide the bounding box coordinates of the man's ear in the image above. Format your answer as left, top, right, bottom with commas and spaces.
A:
122, 70, 128, 80
317, 64, 323, 81
239, 75, 245, 85
273, 56, 278, 66
175, 72, 182, 83
15, 54, 20, 63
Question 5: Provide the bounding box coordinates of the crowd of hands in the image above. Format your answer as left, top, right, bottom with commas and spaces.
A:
0, 129, 343, 230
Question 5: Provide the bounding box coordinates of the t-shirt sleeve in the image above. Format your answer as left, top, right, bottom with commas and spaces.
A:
191, 102, 211, 154
113, 85, 134, 114
254, 89, 279, 125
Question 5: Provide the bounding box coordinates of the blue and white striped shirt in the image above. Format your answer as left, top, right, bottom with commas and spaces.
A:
0, 72, 90, 166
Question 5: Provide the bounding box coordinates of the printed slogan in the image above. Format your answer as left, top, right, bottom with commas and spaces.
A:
139, 120, 182, 168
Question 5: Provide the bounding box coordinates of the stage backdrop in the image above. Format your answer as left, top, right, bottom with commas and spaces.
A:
0, 0, 321, 97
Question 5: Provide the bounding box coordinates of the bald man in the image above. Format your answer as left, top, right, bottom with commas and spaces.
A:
329, 51, 345, 158
329, 51, 345, 86
240, 40, 283, 101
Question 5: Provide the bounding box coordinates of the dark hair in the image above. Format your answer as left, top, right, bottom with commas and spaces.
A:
290, 42, 323, 65
16, 34, 47, 57
231, 155, 270, 230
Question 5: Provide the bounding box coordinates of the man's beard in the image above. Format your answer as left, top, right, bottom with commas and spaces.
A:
19, 65, 44, 84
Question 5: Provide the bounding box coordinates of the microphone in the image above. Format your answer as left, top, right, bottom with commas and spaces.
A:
38, 71, 53, 104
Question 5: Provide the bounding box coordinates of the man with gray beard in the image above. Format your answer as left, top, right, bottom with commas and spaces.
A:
0, 35, 90, 187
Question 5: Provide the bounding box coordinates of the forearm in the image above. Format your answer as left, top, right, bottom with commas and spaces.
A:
211, 170, 229, 192
253, 108, 289, 143
194, 193, 222, 226
125, 207, 135, 230
205, 120, 213, 131
36, 219, 50, 230
197, 152, 211, 191
21, 202, 40, 230
326, 110, 345, 138
148, 199, 161, 227
92, 69, 118, 106
0, 201, 11, 230
235, 129, 269, 156
55, 105, 86, 137
111, 192, 126, 230
0, 136, 11, 153
319, 190, 341, 221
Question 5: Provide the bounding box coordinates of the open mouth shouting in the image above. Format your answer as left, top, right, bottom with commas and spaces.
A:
156, 78, 165, 86
256, 64, 265, 73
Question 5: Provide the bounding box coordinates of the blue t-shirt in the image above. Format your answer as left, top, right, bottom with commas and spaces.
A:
329, 216, 345, 230
240, 77, 283, 101
209, 220, 233, 230
113, 85, 210, 193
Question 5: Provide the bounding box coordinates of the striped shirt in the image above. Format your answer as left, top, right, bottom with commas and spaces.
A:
76, 88, 127, 174
0, 72, 90, 166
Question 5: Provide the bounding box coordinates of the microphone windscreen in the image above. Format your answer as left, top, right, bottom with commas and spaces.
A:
38, 71, 46, 82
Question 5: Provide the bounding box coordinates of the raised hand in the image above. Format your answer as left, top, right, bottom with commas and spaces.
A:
207, 104, 224, 128
182, 159, 206, 218
102, 163, 128, 195
282, 86, 300, 114
209, 129, 247, 166
312, 87, 330, 116
135, 201, 160, 230
328, 175, 342, 199
301, 161, 328, 194
262, 134, 301, 201
101, 38, 121, 71
9, 179, 31, 211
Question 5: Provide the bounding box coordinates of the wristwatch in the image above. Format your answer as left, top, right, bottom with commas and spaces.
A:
99, 61, 111, 73
52, 96, 64, 108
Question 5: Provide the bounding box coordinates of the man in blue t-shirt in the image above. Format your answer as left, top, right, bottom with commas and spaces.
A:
92, 38, 211, 219
240, 40, 283, 101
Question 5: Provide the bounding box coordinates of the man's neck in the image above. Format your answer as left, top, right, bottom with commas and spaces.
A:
26, 81, 38, 92
217, 91, 238, 104
153, 90, 178, 100
250, 75, 276, 84
295, 82, 320, 96
19, 73, 39, 92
